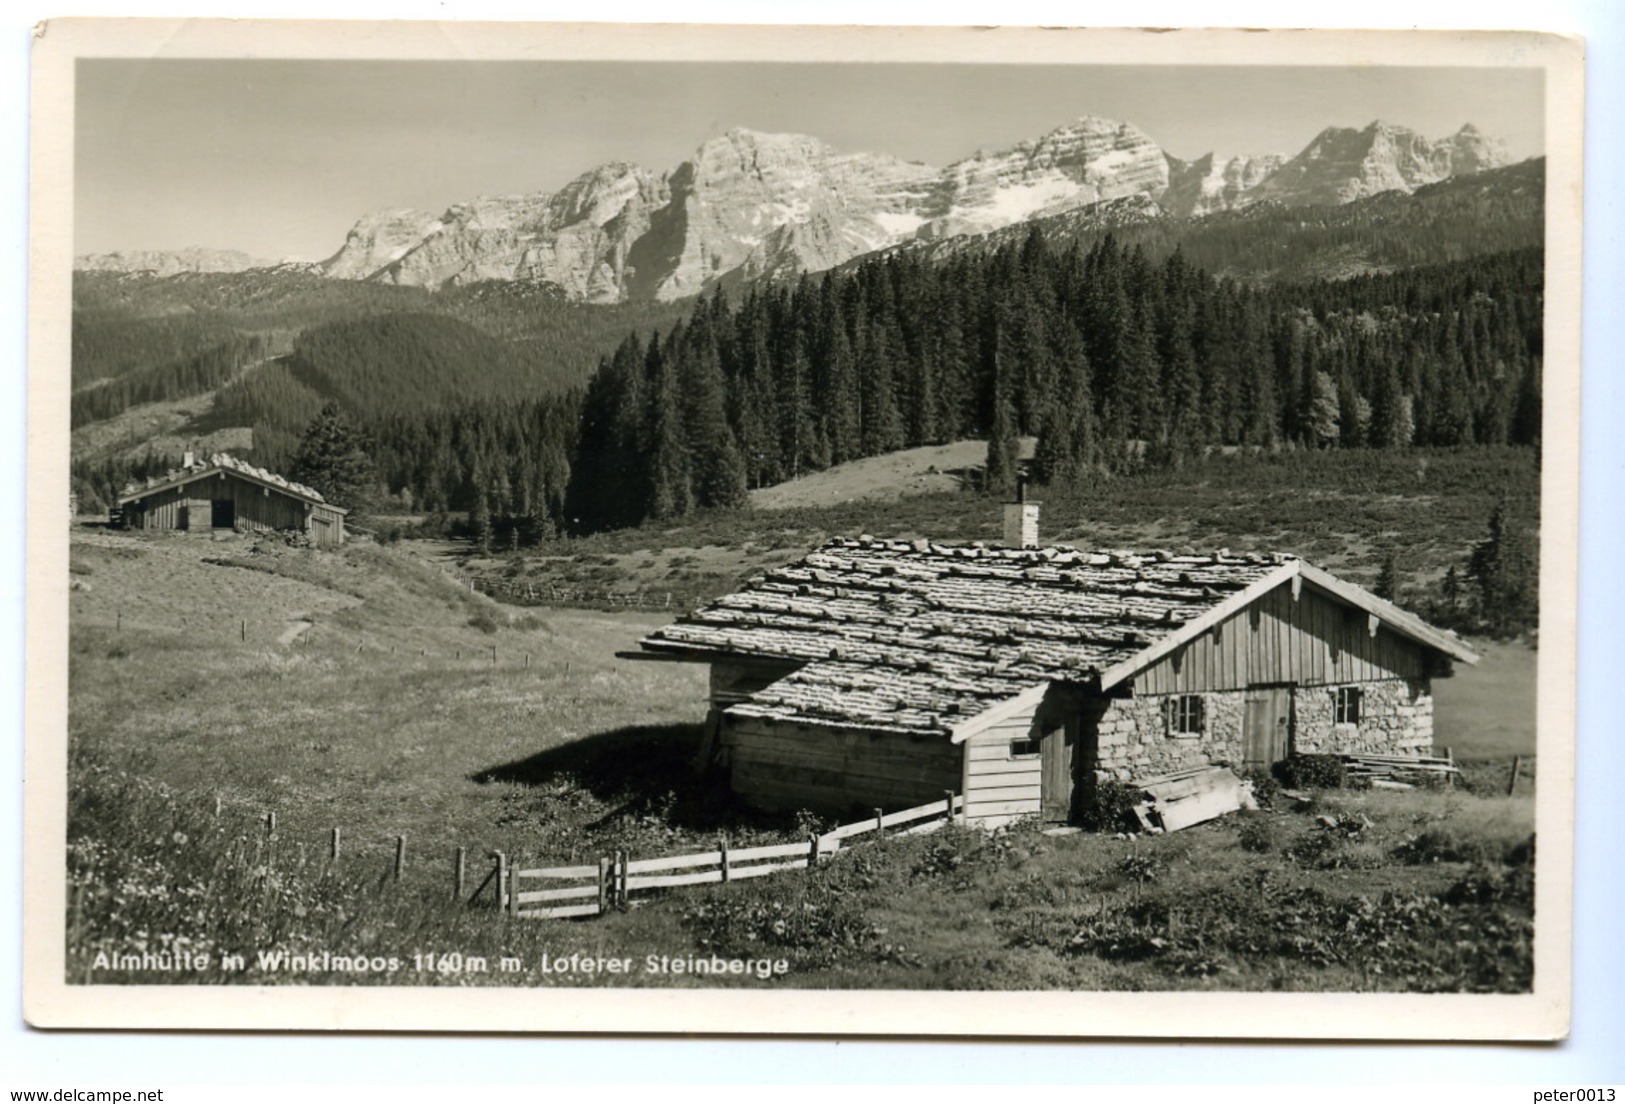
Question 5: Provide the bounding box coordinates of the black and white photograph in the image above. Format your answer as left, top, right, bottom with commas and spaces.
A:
23, 20, 1583, 1039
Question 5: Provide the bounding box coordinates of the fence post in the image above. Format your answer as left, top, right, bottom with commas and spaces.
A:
874, 808, 885, 843
213, 794, 222, 818
719, 836, 730, 884
1507, 755, 1522, 796
806, 833, 819, 872
329, 827, 341, 861
265, 811, 276, 838
617, 850, 629, 909
453, 847, 466, 901
944, 789, 956, 824
493, 851, 507, 914
597, 856, 610, 914
394, 835, 406, 882
240, 618, 246, 642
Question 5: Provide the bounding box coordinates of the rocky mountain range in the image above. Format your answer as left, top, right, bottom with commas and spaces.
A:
77, 117, 1512, 302
74, 246, 279, 278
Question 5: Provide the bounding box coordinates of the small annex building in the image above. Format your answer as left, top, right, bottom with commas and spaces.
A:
629, 528, 1478, 826
116, 451, 347, 548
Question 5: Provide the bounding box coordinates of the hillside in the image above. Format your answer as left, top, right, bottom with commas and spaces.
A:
748, 439, 990, 510
71, 269, 694, 394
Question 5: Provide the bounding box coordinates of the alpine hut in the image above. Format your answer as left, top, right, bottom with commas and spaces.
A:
116, 451, 347, 548
627, 509, 1477, 826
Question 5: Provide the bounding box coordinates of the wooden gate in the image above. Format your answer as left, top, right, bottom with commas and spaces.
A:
1243, 686, 1293, 769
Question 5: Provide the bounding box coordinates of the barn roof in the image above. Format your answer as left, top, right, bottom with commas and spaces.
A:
634, 536, 1477, 739
117, 452, 345, 512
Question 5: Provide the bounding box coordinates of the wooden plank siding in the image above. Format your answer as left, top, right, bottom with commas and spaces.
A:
1133, 579, 1429, 695
122, 470, 344, 547
725, 717, 960, 814
123, 471, 312, 534
960, 685, 1085, 823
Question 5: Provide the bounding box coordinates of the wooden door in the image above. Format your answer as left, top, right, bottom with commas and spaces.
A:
211, 498, 235, 529
1243, 687, 1292, 769
1039, 723, 1072, 822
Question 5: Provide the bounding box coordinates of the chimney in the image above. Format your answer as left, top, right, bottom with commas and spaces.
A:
1003, 477, 1040, 549
183, 449, 196, 469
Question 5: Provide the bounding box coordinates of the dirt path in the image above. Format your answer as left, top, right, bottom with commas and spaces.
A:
277, 619, 313, 645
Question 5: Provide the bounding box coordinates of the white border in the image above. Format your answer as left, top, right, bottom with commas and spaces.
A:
6, 2, 1612, 1079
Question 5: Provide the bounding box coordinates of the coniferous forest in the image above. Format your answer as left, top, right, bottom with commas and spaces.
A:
71, 231, 1543, 553
561, 233, 1542, 534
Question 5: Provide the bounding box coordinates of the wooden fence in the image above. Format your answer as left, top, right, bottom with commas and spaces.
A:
476, 792, 964, 921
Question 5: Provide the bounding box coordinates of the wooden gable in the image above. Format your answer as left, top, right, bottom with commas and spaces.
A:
1132, 576, 1446, 695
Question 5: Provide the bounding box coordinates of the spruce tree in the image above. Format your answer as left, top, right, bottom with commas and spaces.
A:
1467, 501, 1537, 637
290, 402, 378, 513
985, 350, 1021, 497
1374, 551, 1401, 602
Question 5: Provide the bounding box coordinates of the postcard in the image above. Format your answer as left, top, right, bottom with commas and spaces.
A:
25, 19, 1582, 1038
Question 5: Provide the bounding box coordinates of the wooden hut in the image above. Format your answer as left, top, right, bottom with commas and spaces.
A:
116, 452, 347, 548
626, 533, 1477, 826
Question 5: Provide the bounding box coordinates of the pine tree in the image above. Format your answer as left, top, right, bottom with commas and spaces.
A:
1466, 501, 1537, 637
1306, 370, 1342, 449
645, 338, 692, 522
985, 349, 1021, 497
1374, 551, 1401, 602
290, 402, 378, 513
680, 316, 749, 511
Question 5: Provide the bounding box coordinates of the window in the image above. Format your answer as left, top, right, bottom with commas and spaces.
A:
1334, 687, 1363, 725
1164, 694, 1205, 736
1009, 736, 1040, 758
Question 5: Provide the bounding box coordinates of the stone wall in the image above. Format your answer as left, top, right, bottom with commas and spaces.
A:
1089, 677, 1435, 781
1291, 677, 1435, 756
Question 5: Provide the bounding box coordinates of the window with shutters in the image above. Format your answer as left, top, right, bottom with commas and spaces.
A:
1164, 694, 1205, 737
1334, 687, 1363, 725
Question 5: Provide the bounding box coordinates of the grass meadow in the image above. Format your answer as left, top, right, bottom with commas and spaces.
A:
463, 444, 1540, 614
64, 466, 1539, 991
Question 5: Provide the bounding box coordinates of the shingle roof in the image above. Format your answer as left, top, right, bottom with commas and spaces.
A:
639, 536, 1296, 736
118, 452, 335, 508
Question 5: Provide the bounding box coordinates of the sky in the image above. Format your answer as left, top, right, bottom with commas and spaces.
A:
74, 60, 1546, 262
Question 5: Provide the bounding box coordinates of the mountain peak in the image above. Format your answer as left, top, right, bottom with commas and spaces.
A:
296, 112, 1511, 302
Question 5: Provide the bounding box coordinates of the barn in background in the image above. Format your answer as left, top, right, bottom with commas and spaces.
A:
116, 452, 347, 548
627, 520, 1478, 826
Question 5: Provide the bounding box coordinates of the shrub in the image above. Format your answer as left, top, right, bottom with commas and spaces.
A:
466, 609, 501, 634
1273, 753, 1348, 790
1237, 768, 1280, 809
1078, 781, 1145, 832
1235, 812, 1280, 853
911, 833, 974, 881
1115, 854, 1161, 885
990, 871, 1067, 911
681, 878, 879, 969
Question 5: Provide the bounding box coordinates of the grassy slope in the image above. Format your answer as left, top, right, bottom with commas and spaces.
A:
475, 446, 1539, 622
1433, 640, 1538, 764
69, 530, 735, 873
748, 440, 986, 511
